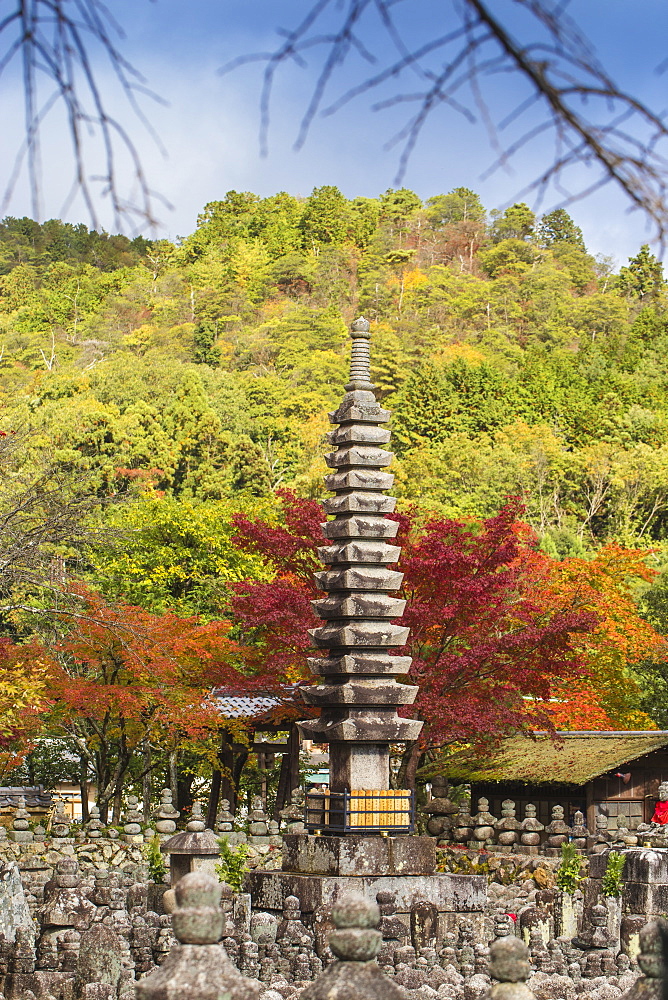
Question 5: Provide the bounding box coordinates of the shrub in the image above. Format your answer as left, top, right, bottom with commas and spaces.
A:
602, 851, 626, 897
143, 833, 168, 884
215, 837, 250, 892
556, 841, 585, 893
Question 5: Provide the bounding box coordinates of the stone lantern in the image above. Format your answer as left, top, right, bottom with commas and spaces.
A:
161, 802, 220, 883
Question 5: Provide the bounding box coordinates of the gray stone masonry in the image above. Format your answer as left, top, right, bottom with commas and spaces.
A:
73, 923, 122, 999
136, 871, 260, 1000
161, 800, 220, 883
0, 862, 32, 941
618, 919, 665, 999
247, 869, 486, 921
589, 848, 668, 919
487, 937, 536, 1000
0, 839, 656, 998
281, 833, 435, 876
298, 317, 421, 799
300, 891, 405, 1000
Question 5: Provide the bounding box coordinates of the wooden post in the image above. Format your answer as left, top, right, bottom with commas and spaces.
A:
288, 723, 300, 797
273, 724, 302, 820
206, 729, 236, 828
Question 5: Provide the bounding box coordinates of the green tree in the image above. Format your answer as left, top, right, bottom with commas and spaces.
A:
299, 186, 356, 248
538, 209, 586, 250
193, 319, 222, 366
489, 203, 536, 242
89, 493, 270, 615
424, 188, 486, 227
617, 245, 665, 301
478, 238, 539, 277
247, 192, 304, 258
379, 187, 423, 238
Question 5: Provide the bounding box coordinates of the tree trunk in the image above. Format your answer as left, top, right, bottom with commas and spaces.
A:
168, 751, 178, 806
207, 769, 222, 830
273, 752, 291, 821
232, 750, 249, 812
79, 755, 90, 824
142, 741, 152, 823
273, 725, 302, 820
112, 781, 124, 824
177, 772, 194, 815
398, 741, 423, 790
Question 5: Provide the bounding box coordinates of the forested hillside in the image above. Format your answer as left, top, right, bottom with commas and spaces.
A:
3, 188, 667, 553
3, 186, 668, 804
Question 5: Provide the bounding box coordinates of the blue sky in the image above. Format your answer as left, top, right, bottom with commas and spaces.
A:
2, 0, 668, 265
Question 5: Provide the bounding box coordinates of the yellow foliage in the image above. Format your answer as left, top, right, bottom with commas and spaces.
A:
0, 656, 48, 733
437, 343, 486, 366
121, 323, 156, 350
386, 268, 428, 291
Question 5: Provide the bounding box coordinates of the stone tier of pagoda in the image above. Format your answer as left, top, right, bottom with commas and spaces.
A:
298, 318, 422, 794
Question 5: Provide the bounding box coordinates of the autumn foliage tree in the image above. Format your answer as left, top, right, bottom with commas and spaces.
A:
542, 545, 664, 730
0, 638, 49, 781
231, 492, 662, 782
38, 587, 254, 822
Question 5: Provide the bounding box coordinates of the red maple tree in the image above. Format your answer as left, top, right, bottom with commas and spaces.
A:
231, 491, 659, 782
40, 587, 253, 821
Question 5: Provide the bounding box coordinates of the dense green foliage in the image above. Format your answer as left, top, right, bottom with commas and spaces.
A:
602, 851, 627, 896
143, 834, 168, 884
3, 185, 668, 751
216, 837, 250, 891
3, 191, 668, 553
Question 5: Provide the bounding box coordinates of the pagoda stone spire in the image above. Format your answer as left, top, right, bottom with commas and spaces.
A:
298, 317, 422, 798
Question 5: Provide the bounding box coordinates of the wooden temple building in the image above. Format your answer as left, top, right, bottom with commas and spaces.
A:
457, 730, 668, 832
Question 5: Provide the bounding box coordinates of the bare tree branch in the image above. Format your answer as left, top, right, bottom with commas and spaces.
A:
227, 0, 668, 249
0, 431, 122, 600
0, 0, 169, 233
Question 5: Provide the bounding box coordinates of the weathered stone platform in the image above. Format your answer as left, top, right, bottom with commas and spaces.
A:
589, 847, 668, 917
281, 833, 435, 876
247, 867, 486, 918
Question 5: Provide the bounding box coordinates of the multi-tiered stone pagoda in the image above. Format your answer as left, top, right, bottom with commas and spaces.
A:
298, 317, 422, 831
248, 319, 481, 913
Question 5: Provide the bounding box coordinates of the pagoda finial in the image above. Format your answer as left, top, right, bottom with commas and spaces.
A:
347, 316, 372, 389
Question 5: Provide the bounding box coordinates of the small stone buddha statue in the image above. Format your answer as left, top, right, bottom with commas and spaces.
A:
637, 779, 668, 842
651, 780, 668, 824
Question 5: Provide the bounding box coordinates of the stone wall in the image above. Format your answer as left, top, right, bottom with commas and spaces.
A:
0, 834, 651, 1000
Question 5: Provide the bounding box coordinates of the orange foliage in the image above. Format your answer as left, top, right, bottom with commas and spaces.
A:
541, 545, 665, 729
36, 586, 259, 819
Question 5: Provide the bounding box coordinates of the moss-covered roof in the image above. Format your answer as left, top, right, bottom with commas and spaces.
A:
444, 732, 668, 785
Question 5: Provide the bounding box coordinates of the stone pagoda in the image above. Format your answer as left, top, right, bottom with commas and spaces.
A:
247, 320, 485, 918
298, 316, 422, 811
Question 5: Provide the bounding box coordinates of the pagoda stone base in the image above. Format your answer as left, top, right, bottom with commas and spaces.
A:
282, 833, 435, 876
247, 868, 486, 933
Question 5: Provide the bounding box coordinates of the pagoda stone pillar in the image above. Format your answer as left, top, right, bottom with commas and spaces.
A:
298, 317, 422, 801
246, 319, 487, 921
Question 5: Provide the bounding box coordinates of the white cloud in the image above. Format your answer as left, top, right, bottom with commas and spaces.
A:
0, 38, 659, 264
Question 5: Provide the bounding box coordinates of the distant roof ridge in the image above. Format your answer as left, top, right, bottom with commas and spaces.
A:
537, 730, 668, 737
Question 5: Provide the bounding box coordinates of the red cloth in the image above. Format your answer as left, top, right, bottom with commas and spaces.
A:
651, 799, 668, 824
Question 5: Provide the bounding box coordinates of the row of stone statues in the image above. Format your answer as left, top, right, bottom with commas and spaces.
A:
425, 786, 653, 853
7, 783, 668, 860
2, 788, 311, 847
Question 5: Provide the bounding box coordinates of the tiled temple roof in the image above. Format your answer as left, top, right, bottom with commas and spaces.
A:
211, 693, 283, 719
0, 786, 52, 808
